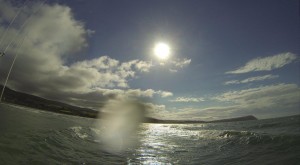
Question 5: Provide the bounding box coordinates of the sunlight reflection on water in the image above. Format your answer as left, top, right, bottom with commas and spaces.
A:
128, 123, 225, 164
129, 124, 175, 164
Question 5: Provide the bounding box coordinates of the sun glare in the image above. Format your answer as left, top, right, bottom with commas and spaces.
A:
154, 42, 170, 60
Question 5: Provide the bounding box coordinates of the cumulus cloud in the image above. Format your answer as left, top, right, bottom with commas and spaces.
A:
224, 74, 279, 85
133, 60, 153, 72
70, 56, 154, 89
0, 1, 172, 109
170, 97, 205, 102
226, 52, 297, 74
0, 1, 89, 90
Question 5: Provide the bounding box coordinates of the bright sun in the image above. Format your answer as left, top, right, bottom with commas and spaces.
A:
154, 42, 170, 60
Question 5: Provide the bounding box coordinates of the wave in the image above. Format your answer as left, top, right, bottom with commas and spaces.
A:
219, 130, 300, 146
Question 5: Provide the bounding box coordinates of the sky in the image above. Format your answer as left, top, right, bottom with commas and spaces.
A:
0, 0, 299, 120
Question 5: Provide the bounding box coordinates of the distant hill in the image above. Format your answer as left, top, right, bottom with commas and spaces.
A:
144, 115, 257, 124
0, 85, 257, 123
0, 85, 98, 118
209, 115, 257, 123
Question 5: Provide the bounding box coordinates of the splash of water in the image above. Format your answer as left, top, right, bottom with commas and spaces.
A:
95, 99, 146, 153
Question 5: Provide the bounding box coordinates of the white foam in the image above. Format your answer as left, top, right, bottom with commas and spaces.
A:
71, 126, 88, 139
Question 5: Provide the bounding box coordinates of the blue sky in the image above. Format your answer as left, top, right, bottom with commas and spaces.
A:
0, 0, 299, 120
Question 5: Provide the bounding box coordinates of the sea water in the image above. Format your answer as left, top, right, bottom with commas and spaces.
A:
0, 103, 299, 164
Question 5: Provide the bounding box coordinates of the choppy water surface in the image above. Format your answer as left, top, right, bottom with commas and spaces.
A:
1, 104, 300, 164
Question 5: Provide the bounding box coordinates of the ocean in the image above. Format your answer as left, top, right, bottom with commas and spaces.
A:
0, 103, 300, 164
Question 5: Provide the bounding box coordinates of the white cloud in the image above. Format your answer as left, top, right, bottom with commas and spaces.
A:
224, 80, 239, 85
172, 58, 191, 68
157, 83, 300, 120
24, 3, 88, 55
170, 97, 205, 102
70, 57, 154, 89
134, 60, 153, 72
0, 2, 90, 91
144, 102, 168, 118
224, 74, 279, 85
215, 83, 299, 104
73, 56, 119, 70
126, 89, 172, 98
213, 83, 300, 118
101, 83, 299, 120
226, 52, 297, 74
0, 1, 172, 109
90, 88, 172, 99
168, 58, 191, 72
158, 90, 173, 97
115, 89, 173, 98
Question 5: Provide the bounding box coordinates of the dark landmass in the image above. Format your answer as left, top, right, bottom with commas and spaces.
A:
0, 85, 98, 118
0, 85, 257, 123
143, 115, 258, 124
209, 115, 258, 123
